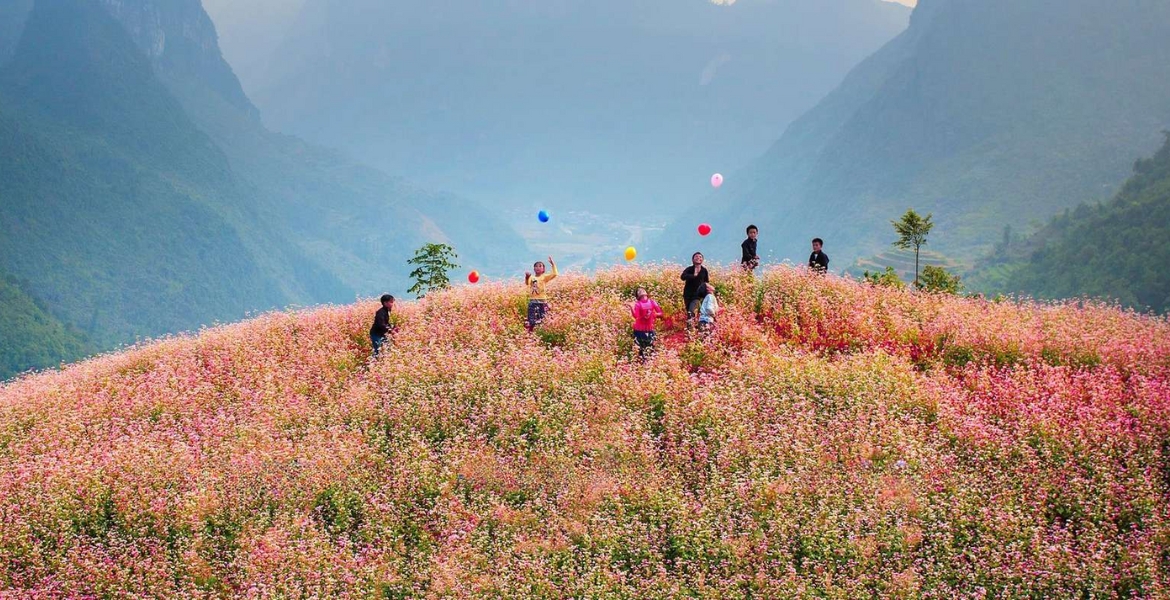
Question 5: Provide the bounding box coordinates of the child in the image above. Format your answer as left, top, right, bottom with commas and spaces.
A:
630, 287, 664, 360
698, 283, 720, 332
680, 252, 709, 327
369, 294, 395, 356
741, 225, 760, 273
809, 238, 829, 274
525, 256, 558, 331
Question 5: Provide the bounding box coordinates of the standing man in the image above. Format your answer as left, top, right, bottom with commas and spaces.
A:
809, 238, 829, 274
741, 225, 760, 273
370, 294, 395, 357
525, 256, 558, 331
680, 252, 710, 326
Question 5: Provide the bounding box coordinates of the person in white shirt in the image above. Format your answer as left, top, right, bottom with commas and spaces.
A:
698, 283, 720, 332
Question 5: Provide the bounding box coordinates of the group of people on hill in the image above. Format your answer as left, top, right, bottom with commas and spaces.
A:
370, 226, 831, 359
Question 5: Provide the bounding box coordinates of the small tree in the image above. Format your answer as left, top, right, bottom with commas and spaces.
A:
407, 243, 459, 298
916, 265, 963, 295
892, 209, 934, 287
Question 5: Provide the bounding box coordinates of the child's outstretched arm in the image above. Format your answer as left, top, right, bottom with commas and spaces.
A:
547, 257, 558, 279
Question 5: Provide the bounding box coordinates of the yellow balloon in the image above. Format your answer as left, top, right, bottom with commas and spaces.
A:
624, 246, 637, 261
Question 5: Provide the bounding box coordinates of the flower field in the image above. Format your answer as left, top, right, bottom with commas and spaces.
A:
2, 265, 1169, 598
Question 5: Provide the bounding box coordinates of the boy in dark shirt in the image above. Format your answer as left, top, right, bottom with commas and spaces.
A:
680, 252, 710, 327
808, 238, 829, 274
741, 225, 760, 273
369, 294, 395, 357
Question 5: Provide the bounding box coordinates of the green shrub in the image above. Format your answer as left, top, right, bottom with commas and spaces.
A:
943, 345, 976, 368
679, 341, 708, 371
313, 486, 366, 541
917, 265, 964, 295
646, 393, 668, 438
535, 327, 568, 348
863, 267, 905, 288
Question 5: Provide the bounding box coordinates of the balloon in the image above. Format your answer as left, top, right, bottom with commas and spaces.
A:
468, 270, 480, 284
698, 223, 712, 236
538, 210, 550, 223
711, 173, 724, 188
624, 247, 637, 262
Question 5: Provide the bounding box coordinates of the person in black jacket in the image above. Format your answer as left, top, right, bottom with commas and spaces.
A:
741, 224, 760, 273
808, 238, 829, 274
680, 252, 709, 326
369, 294, 395, 357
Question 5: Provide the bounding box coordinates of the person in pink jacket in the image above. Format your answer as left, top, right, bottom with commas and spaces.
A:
630, 287, 664, 360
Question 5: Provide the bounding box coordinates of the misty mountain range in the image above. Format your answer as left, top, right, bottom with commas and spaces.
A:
0, 0, 526, 377
208, 0, 911, 216
3, 0, 1170, 380
657, 0, 1170, 267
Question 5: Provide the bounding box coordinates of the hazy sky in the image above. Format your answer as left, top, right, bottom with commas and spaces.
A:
204, 0, 918, 11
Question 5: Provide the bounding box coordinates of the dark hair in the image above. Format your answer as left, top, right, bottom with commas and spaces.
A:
380, 294, 395, 304
534, 261, 545, 269
812, 238, 824, 246
746, 225, 758, 234
692, 252, 704, 261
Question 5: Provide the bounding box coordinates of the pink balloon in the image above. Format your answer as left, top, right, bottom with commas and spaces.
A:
711, 173, 724, 188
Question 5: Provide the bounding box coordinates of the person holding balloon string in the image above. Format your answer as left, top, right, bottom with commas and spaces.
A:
525, 256, 558, 332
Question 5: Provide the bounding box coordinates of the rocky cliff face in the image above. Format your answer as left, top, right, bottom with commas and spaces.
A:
97, 0, 258, 119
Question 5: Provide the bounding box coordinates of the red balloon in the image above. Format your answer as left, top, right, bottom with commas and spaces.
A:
468, 271, 480, 284
698, 223, 712, 236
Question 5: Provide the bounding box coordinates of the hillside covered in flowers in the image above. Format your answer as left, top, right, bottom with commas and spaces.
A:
2, 266, 1169, 598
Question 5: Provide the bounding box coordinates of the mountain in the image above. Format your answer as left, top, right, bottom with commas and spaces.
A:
658, 0, 1170, 268
96, 0, 528, 293
0, 0, 525, 378
0, 271, 90, 380
970, 133, 1170, 313
209, 0, 910, 216
4, 266, 1169, 595
0, 0, 334, 352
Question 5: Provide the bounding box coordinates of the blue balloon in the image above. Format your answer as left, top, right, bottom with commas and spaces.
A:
538, 210, 550, 223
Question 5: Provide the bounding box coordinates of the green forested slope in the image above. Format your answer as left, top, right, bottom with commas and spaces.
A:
0, 272, 89, 379
0, 0, 347, 353
0, 0, 524, 378
971, 134, 1170, 313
